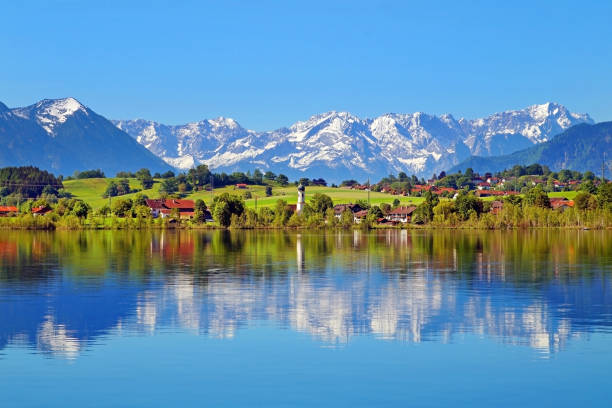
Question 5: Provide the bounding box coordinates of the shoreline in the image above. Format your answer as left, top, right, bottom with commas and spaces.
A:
1, 223, 609, 231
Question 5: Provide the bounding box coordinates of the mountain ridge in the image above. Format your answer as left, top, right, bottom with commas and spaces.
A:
113, 102, 593, 181
450, 121, 612, 175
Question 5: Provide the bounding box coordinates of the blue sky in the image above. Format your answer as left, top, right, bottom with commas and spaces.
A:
1, 0, 611, 130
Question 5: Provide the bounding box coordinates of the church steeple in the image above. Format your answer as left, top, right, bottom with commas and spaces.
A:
297, 184, 305, 214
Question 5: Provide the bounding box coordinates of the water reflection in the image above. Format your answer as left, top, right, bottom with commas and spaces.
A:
0, 230, 610, 359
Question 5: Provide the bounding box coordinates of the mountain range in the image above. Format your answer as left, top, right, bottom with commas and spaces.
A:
451, 121, 612, 175
0, 97, 602, 180
0, 98, 172, 176
114, 102, 593, 181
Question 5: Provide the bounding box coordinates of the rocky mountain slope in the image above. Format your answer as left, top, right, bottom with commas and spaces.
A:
114, 103, 593, 181
0, 98, 172, 176
451, 121, 612, 175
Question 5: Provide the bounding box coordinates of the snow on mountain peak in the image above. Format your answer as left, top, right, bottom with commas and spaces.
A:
23, 97, 88, 135
113, 103, 593, 180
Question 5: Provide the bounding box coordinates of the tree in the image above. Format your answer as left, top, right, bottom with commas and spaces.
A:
252, 169, 263, 184
597, 183, 612, 210
412, 191, 439, 223
392, 198, 400, 207
310, 193, 333, 215
411, 205, 430, 224
103, 181, 119, 198
380, 203, 391, 214
72, 201, 91, 218
340, 179, 358, 187
579, 180, 597, 194
433, 201, 456, 223
159, 178, 178, 194
574, 192, 596, 211
137, 168, 154, 190
117, 179, 132, 195
75, 169, 105, 179
455, 193, 484, 220
558, 169, 572, 183
187, 164, 211, 189
133, 205, 152, 219
265, 186, 273, 197
193, 199, 208, 223
212, 193, 245, 227
339, 209, 354, 227
133, 193, 148, 206
264, 171, 276, 181
276, 174, 289, 186
274, 199, 293, 226
368, 206, 383, 218
112, 198, 133, 217
525, 186, 550, 208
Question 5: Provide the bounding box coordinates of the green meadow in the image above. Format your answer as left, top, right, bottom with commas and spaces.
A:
63, 178, 579, 211
62, 178, 426, 210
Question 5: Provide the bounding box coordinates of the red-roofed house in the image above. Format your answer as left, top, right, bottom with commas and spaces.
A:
146, 199, 196, 219
32, 205, 52, 216
353, 209, 369, 223
0, 206, 18, 217
550, 197, 574, 211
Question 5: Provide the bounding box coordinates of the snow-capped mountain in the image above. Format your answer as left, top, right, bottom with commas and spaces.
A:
0, 98, 173, 176
114, 103, 593, 181
113, 117, 255, 169
459, 102, 594, 156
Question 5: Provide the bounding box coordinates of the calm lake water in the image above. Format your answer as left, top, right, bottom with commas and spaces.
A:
1, 229, 611, 407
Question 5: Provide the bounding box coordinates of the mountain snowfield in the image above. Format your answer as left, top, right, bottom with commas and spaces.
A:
114, 103, 593, 181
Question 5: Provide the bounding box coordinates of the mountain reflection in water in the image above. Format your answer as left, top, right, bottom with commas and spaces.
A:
0, 229, 610, 359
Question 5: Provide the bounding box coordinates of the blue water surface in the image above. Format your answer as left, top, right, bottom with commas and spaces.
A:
0, 230, 610, 407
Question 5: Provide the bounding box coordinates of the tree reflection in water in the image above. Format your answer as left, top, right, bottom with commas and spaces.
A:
0, 229, 610, 359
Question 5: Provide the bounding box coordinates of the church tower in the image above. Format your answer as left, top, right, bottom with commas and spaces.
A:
297, 184, 305, 214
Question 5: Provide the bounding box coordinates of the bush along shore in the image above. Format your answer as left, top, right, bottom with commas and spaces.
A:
1, 183, 611, 231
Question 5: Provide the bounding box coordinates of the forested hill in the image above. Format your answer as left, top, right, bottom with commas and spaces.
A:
451, 122, 612, 174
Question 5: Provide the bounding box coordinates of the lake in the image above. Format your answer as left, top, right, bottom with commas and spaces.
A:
1, 229, 611, 407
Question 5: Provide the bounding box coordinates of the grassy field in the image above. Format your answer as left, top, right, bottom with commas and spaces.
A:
62, 179, 425, 210
63, 178, 576, 211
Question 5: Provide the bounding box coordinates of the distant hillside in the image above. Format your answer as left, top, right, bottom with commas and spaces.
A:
0, 98, 173, 177
451, 122, 612, 174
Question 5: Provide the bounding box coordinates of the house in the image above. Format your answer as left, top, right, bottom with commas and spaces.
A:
333, 203, 363, 218
550, 197, 574, 212
32, 205, 52, 216
235, 183, 248, 189
0, 206, 18, 217
146, 199, 196, 219
477, 182, 491, 190
353, 209, 369, 224
385, 206, 417, 223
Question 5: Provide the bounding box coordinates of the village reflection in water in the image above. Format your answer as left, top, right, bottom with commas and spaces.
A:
0, 229, 610, 359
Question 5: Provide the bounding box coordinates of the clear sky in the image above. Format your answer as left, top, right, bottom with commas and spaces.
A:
1, 0, 611, 130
